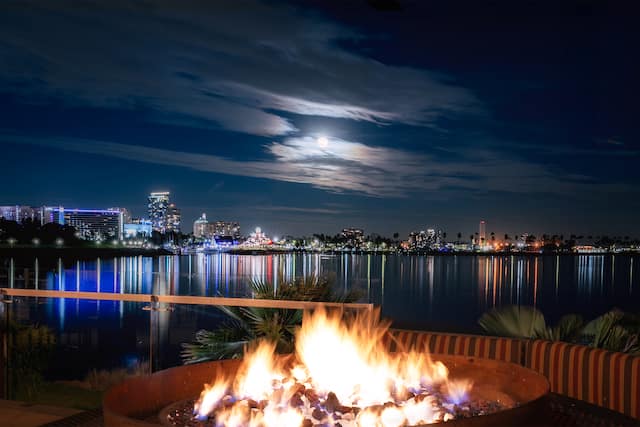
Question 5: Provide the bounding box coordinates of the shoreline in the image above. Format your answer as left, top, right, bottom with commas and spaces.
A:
0, 246, 636, 259
202, 248, 635, 256
0, 246, 172, 260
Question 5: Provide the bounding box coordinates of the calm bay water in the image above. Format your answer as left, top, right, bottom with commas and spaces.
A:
1, 253, 639, 376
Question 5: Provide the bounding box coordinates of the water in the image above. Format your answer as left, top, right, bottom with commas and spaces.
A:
1, 253, 639, 378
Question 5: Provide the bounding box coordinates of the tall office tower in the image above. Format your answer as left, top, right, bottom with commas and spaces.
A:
148, 192, 170, 233
479, 220, 487, 245
166, 203, 181, 233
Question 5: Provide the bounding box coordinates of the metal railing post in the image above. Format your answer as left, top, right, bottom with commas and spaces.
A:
1, 293, 13, 399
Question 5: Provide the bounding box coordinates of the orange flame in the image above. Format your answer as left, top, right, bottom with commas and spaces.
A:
195, 307, 471, 426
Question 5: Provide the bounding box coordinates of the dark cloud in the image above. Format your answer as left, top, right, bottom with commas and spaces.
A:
0, 0, 479, 136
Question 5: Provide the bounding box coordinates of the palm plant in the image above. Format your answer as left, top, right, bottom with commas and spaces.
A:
479, 305, 583, 342
181, 275, 360, 364
581, 310, 640, 355
479, 305, 640, 355
478, 305, 547, 339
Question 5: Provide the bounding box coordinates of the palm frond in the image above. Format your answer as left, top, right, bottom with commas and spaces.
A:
183, 274, 360, 364
539, 314, 584, 342
181, 318, 252, 363
479, 305, 547, 339
582, 310, 624, 349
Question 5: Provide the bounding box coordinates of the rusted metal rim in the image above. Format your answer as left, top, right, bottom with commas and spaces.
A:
104, 355, 550, 427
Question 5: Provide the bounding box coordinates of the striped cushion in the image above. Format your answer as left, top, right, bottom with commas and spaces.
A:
383, 329, 524, 364
526, 340, 640, 419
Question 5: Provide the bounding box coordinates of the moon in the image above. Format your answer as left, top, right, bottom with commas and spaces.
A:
317, 136, 329, 148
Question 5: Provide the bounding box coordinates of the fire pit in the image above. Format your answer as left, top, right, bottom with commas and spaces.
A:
104, 308, 549, 427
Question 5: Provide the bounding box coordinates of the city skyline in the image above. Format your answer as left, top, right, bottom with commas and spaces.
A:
2, 199, 638, 243
1, 1, 638, 237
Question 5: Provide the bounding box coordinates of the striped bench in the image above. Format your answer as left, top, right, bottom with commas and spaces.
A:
525, 340, 640, 420
384, 329, 524, 364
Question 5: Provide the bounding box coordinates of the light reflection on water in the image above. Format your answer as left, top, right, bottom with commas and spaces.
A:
2, 254, 640, 323
1, 253, 639, 374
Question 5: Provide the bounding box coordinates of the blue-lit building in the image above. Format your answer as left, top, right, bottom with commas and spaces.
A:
0, 205, 42, 223
123, 220, 152, 239
42, 206, 124, 240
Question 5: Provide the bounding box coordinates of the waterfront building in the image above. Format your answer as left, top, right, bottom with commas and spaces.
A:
42, 206, 124, 240
243, 227, 271, 246
113, 207, 132, 224
148, 192, 170, 232
341, 228, 364, 246
193, 213, 209, 238
213, 221, 240, 238
124, 219, 152, 239
193, 215, 240, 240
0, 205, 42, 223
408, 228, 443, 250
166, 203, 181, 233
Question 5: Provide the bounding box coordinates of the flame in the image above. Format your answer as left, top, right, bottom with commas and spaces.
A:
194, 379, 229, 419
445, 379, 473, 405
235, 341, 284, 400
195, 307, 472, 426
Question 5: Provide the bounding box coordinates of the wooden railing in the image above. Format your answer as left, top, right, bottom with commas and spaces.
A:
0, 288, 374, 311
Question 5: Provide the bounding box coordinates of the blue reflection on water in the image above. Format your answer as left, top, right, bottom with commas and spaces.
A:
1, 253, 640, 377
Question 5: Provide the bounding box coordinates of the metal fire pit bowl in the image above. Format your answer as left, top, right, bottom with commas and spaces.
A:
103, 355, 549, 427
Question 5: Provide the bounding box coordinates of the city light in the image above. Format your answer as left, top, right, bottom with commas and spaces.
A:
2, 197, 638, 255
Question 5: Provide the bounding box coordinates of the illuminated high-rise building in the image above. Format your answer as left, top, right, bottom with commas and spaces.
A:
148, 192, 170, 233
166, 203, 181, 233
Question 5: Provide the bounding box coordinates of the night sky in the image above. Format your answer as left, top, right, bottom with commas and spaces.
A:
1, 1, 638, 238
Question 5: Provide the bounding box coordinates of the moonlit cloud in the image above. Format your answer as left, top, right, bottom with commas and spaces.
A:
0, 0, 479, 136
256, 206, 342, 215
2, 133, 624, 199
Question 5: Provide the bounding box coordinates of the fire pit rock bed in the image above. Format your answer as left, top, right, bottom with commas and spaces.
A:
103, 355, 549, 427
